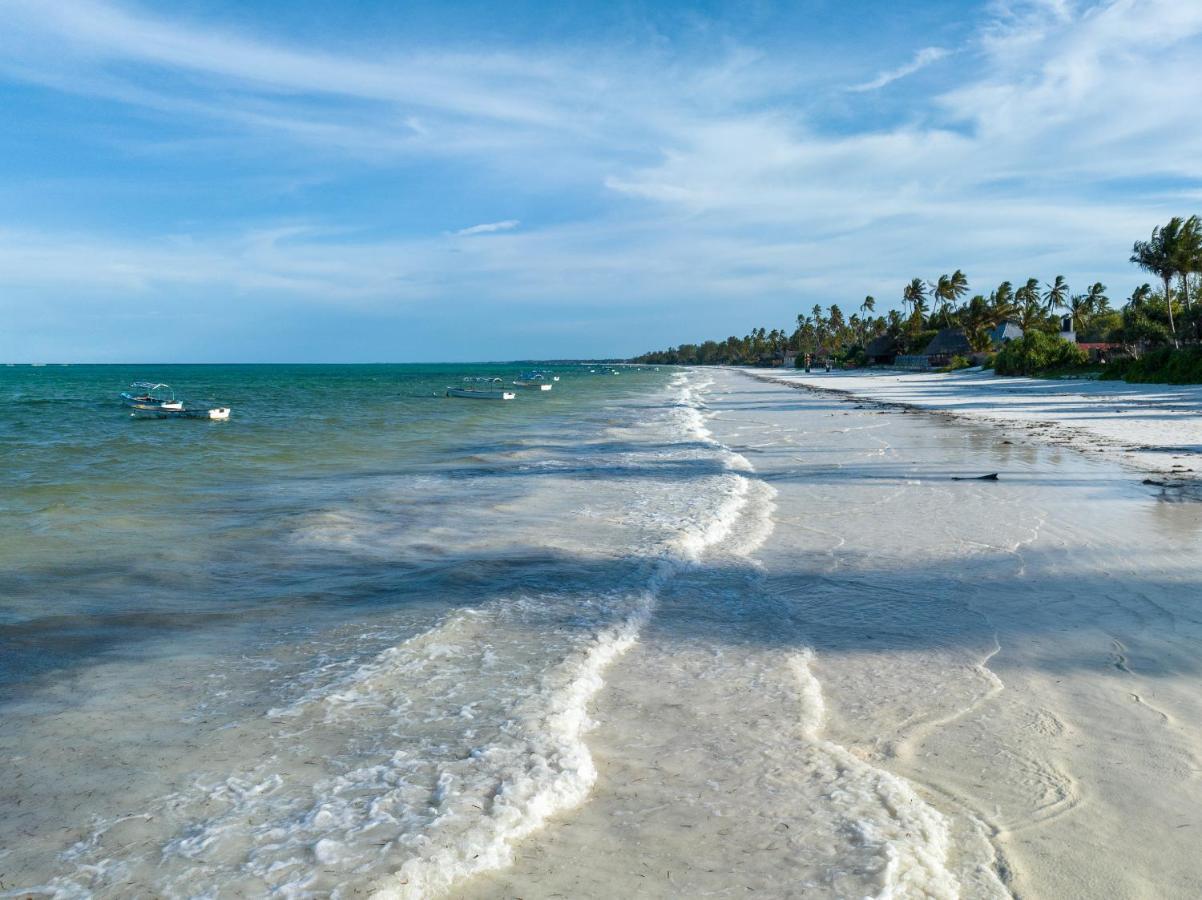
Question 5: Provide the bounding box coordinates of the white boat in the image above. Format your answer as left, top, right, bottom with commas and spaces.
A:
513, 372, 553, 391
446, 387, 516, 400
121, 383, 230, 420
447, 377, 515, 400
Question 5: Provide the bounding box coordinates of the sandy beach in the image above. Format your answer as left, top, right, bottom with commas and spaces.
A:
751, 367, 1202, 483
456, 367, 1202, 899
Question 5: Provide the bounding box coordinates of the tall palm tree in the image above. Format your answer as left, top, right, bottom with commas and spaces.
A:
962, 294, 993, 351
811, 305, 827, 349
1084, 282, 1109, 314
1016, 277, 1041, 308
930, 274, 953, 324
903, 278, 927, 325
950, 269, 969, 305
989, 281, 1016, 326
859, 296, 875, 343
1170, 216, 1201, 322
1018, 297, 1044, 333
1066, 295, 1089, 331
1131, 224, 1179, 343
1127, 284, 1152, 309
1042, 275, 1070, 315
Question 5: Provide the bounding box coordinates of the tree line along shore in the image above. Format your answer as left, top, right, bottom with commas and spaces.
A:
633, 215, 1202, 384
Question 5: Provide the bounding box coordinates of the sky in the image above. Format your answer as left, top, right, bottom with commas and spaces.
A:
2, 0, 1202, 362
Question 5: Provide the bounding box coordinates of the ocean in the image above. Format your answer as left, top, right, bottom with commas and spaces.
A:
1, 363, 764, 897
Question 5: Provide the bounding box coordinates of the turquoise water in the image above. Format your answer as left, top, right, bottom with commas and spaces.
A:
1, 363, 665, 686
5, 361, 746, 897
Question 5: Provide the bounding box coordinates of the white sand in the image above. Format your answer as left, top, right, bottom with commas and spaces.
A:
456, 368, 1202, 900
753, 367, 1202, 480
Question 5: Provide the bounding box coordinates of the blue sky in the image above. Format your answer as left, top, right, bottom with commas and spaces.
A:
2, 0, 1202, 361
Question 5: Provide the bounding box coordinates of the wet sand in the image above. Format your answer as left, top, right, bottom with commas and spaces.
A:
753, 366, 1202, 482
457, 367, 1202, 899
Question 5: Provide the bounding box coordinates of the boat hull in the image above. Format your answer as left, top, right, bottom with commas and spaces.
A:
446, 388, 516, 400
122, 395, 230, 419
513, 381, 553, 391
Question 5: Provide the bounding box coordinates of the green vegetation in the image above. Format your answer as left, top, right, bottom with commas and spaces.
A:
943, 355, 973, 372
1100, 346, 1202, 384
633, 215, 1202, 383
993, 332, 1087, 376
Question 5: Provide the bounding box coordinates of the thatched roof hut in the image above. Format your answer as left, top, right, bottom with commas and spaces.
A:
922, 328, 973, 360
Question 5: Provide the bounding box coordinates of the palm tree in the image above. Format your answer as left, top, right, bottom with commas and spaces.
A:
1066, 295, 1089, 331
859, 296, 875, 343
989, 281, 1016, 326
930, 274, 953, 324
962, 294, 994, 351
1131, 223, 1179, 343
812, 305, 827, 349
1042, 275, 1070, 315
1016, 277, 1041, 308
1017, 299, 1044, 333
903, 278, 927, 325
828, 304, 846, 352
1084, 282, 1109, 314
1127, 284, 1153, 309
1171, 215, 1201, 312
950, 269, 969, 305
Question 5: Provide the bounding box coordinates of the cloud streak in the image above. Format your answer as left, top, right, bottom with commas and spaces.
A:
848, 46, 950, 92
455, 220, 520, 236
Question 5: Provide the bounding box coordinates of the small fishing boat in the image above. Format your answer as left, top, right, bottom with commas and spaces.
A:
121, 383, 230, 420
513, 372, 553, 391
446, 377, 515, 400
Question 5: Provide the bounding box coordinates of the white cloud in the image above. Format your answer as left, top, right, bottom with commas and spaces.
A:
3, 0, 1202, 359
848, 46, 950, 92
455, 220, 520, 236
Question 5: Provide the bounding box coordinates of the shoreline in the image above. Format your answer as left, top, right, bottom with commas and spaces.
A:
742, 366, 1202, 491
456, 366, 1202, 899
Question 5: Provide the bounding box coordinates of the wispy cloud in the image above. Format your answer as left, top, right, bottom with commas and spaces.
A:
455, 220, 520, 236
848, 46, 950, 92
3, 0, 1202, 361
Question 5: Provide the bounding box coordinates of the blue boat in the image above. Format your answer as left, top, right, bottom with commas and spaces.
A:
120, 383, 231, 420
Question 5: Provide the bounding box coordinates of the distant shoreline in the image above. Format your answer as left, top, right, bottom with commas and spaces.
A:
741, 366, 1202, 488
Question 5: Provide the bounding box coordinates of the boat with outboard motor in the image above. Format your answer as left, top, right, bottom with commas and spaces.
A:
446, 377, 516, 400
120, 383, 231, 420
513, 371, 553, 391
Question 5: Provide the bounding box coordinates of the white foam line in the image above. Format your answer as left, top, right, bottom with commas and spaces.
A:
790, 651, 960, 900
371, 369, 776, 899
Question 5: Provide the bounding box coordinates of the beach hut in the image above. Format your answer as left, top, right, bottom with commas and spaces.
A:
921, 328, 974, 367
865, 334, 899, 365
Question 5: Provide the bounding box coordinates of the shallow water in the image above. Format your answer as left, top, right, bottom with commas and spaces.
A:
4, 365, 1202, 898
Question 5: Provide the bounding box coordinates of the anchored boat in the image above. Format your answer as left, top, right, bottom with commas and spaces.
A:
513, 372, 553, 391
121, 383, 231, 420
446, 377, 516, 400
